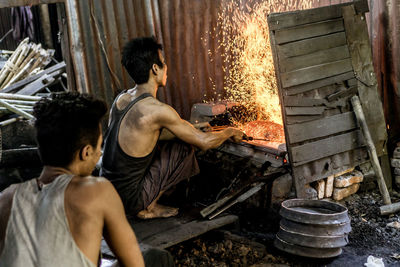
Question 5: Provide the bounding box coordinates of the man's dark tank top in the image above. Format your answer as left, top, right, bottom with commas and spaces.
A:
100, 92, 156, 214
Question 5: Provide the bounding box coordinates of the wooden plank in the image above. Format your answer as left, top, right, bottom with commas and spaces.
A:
275, 18, 344, 45
286, 112, 357, 144
281, 59, 353, 88
284, 96, 326, 107
17, 70, 64, 95
278, 32, 347, 58
285, 107, 326, 116
1, 62, 66, 93
136, 215, 238, 249
57, 3, 75, 91
285, 72, 354, 96
343, 5, 387, 156
326, 85, 358, 101
280, 45, 350, 73
268, 0, 369, 30
290, 130, 364, 166
0, 0, 62, 8
286, 115, 323, 125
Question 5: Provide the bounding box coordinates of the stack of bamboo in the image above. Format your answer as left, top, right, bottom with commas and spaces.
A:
0, 38, 54, 90
0, 93, 40, 120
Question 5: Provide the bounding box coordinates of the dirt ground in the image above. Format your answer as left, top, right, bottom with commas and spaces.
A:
167, 188, 400, 266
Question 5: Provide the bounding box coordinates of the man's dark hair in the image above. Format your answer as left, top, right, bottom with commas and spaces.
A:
33, 92, 107, 167
121, 37, 163, 84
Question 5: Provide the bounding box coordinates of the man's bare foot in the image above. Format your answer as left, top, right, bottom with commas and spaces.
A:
137, 204, 179, 219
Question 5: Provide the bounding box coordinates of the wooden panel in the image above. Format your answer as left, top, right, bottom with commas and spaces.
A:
285, 107, 326, 116
0, 0, 63, 7
284, 96, 326, 107
342, 5, 387, 156
275, 19, 344, 45
267, 0, 369, 30
280, 45, 350, 73
278, 32, 347, 58
286, 115, 323, 125
285, 72, 354, 96
286, 112, 357, 143
290, 130, 364, 166
281, 58, 353, 88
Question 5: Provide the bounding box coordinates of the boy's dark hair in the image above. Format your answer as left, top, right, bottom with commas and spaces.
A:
121, 37, 163, 84
33, 92, 107, 167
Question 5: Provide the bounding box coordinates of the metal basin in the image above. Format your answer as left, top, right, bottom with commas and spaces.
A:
279, 199, 350, 225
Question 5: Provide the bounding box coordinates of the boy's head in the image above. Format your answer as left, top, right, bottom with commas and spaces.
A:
33, 92, 107, 172
121, 37, 167, 85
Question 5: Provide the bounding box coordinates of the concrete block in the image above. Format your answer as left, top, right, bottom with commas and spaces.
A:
316, 179, 325, 199
333, 183, 360, 201
396, 176, 400, 188
334, 170, 363, 188
394, 147, 400, 159
391, 158, 400, 168
271, 173, 292, 199
333, 167, 355, 177
394, 168, 400, 176
325, 175, 334, 198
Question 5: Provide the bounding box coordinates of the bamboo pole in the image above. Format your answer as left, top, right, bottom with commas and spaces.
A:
2, 99, 37, 106
0, 117, 23, 127
0, 100, 34, 119
351, 96, 391, 205
0, 38, 29, 85
1, 43, 31, 88
0, 93, 41, 101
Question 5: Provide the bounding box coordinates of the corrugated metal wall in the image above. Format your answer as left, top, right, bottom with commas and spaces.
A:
67, 0, 399, 129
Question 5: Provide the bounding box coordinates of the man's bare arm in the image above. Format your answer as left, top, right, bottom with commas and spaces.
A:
101, 181, 144, 267
155, 104, 243, 150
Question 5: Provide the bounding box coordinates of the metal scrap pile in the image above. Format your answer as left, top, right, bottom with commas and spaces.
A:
0, 38, 67, 125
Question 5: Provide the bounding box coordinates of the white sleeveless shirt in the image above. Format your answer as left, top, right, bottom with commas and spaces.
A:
0, 174, 95, 267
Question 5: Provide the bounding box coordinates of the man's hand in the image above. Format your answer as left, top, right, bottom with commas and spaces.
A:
227, 128, 244, 143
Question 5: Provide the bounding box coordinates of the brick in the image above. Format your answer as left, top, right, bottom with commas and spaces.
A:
334, 170, 363, 188
333, 167, 355, 177
333, 183, 360, 201
271, 173, 292, 198
316, 179, 325, 199
391, 158, 400, 168
394, 168, 400, 176
325, 175, 334, 198
394, 147, 400, 159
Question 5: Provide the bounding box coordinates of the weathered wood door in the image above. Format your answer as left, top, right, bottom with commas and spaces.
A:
267, 0, 388, 198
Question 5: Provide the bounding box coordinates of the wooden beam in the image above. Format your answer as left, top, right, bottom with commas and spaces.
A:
285, 72, 354, 96
281, 58, 353, 88
278, 32, 347, 58
286, 112, 357, 144
267, 0, 369, 30
1, 62, 66, 93
274, 18, 344, 45
0, 0, 63, 8
343, 5, 387, 156
280, 45, 350, 73
290, 130, 364, 166
285, 107, 326, 116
